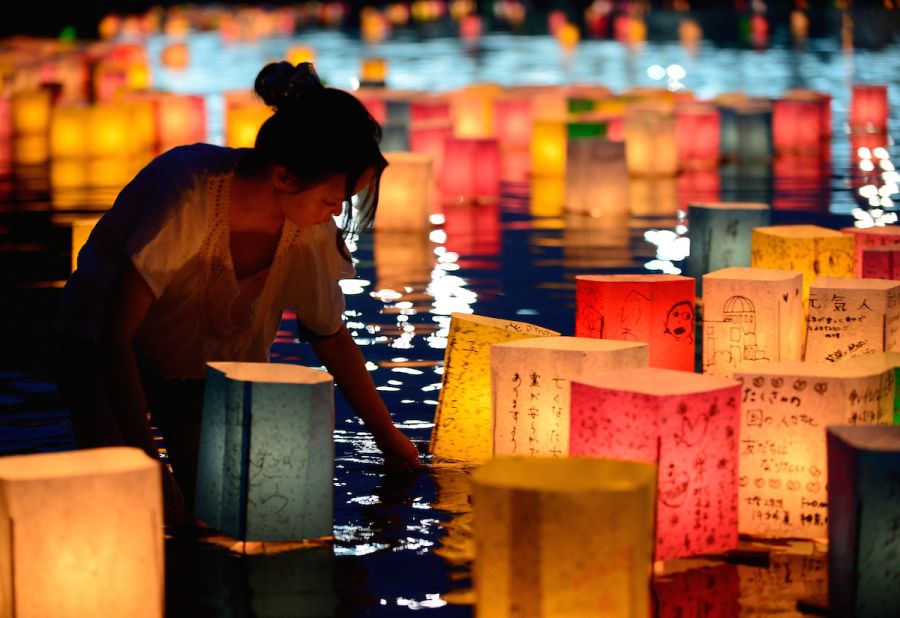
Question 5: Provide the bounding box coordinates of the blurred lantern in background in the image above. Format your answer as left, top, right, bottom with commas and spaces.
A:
451, 84, 501, 139
675, 102, 720, 169
224, 90, 272, 148
360, 57, 388, 88
286, 45, 316, 66
160, 42, 189, 70
494, 95, 532, 149
11, 89, 52, 137
531, 118, 567, 178
850, 84, 889, 133
625, 104, 679, 176
440, 137, 500, 203
377, 152, 434, 231
360, 7, 391, 44
566, 139, 627, 215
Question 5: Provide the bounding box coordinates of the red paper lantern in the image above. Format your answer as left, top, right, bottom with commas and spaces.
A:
850, 84, 889, 132
773, 99, 827, 155
493, 96, 532, 149
575, 274, 696, 371
861, 246, 900, 280
569, 367, 741, 560
409, 120, 452, 180
440, 137, 501, 202
842, 227, 900, 277
653, 564, 740, 617
500, 146, 530, 183
409, 97, 451, 125
675, 103, 720, 168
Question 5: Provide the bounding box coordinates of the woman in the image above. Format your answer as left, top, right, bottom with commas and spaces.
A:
54, 61, 420, 523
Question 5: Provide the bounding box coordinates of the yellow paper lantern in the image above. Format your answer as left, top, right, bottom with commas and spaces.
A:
472, 457, 656, 617
88, 102, 138, 157
225, 92, 272, 148
13, 134, 49, 165
286, 45, 316, 66
50, 105, 91, 158
11, 89, 52, 136
530, 176, 565, 217
377, 152, 434, 231
160, 42, 190, 70
360, 58, 388, 86
531, 118, 567, 177
491, 336, 648, 456
429, 313, 559, 463
0, 447, 163, 617
625, 104, 679, 176
734, 359, 894, 539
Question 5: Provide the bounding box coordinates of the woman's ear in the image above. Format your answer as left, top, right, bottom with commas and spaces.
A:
272, 165, 299, 192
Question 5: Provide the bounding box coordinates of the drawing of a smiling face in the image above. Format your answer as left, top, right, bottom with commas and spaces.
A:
665, 301, 694, 342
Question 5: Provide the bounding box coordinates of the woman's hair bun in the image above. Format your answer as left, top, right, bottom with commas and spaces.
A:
254, 61, 324, 110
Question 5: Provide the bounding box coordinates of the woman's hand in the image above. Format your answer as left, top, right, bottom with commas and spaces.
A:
376, 427, 422, 471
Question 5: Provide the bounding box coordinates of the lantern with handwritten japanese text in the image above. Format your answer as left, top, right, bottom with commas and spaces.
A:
702, 267, 804, 376
565, 139, 628, 215
440, 137, 500, 202
653, 564, 740, 617
686, 202, 770, 292
751, 225, 854, 302
733, 360, 894, 539
377, 152, 434, 231
472, 457, 656, 617
491, 337, 649, 457
224, 91, 272, 148
430, 313, 559, 463
570, 367, 741, 560
195, 362, 334, 541
531, 118, 567, 177
675, 103, 720, 168
625, 105, 679, 177
494, 96, 532, 149
849, 84, 889, 132
0, 447, 163, 617
842, 226, 900, 277
861, 246, 900, 281
827, 425, 900, 617
575, 274, 695, 371
805, 277, 900, 364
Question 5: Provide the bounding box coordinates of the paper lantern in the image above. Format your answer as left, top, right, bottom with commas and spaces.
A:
409, 96, 451, 125
653, 564, 740, 618
842, 226, 900, 277
472, 457, 656, 618
491, 336, 649, 456
686, 202, 770, 291
360, 58, 387, 86
575, 274, 695, 371
224, 92, 272, 148
499, 146, 530, 183
50, 105, 90, 158
861, 245, 900, 281
734, 100, 773, 161
750, 225, 854, 302
530, 176, 565, 217
0, 447, 163, 617
87, 103, 142, 158
531, 118, 567, 177
702, 267, 804, 376
377, 152, 434, 231
355, 90, 387, 125
440, 137, 500, 202
805, 277, 900, 364
285, 45, 316, 66
772, 99, 826, 155
195, 362, 334, 542
565, 139, 627, 215
827, 425, 900, 617
11, 89, 52, 136
409, 120, 451, 179
450, 84, 501, 139
850, 84, 889, 132
429, 313, 558, 463
0, 95, 11, 140
733, 360, 894, 538
14, 134, 49, 165
570, 367, 741, 560
736, 551, 827, 613
493, 96, 532, 149
785, 88, 832, 138
675, 103, 720, 168
373, 229, 432, 294
625, 105, 679, 176
155, 93, 206, 148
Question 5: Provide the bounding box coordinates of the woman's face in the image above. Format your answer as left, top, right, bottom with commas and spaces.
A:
275, 166, 375, 229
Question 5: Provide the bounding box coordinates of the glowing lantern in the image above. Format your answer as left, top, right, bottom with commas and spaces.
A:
0, 447, 163, 617
842, 226, 900, 277
827, 425, 900, 618
154, 93, 206, 149
450, 84, 501, 139
625, 104, 678, 176
850, 84, 889, 132
11, 89, 52, 136
285, 45, 316, 66
654, 564, 740, 617
224, 92, 272, 148
500, 146, 531, 183
675, 103, 720, 168
160, 42, 189, 70
531, 118, 567, 177
71, 215, 101, 272
530, 176, 565, 217
772, 99, 826, 155
377, 152, 434, 231
861, 246, 900, 281
678, 18, 704, 50
50, 105, 90, 158
805, 277, 900, 364
565, 139, 627, 215
195, 362, 334, 541
556, 22, 580, 49
491, 337, 649, 456
88, 103, 141, 158
569, 367, 741, 560
733, 360, 894, 539
409, 120, 452, 179
440, 137, 500, 202
750, 225, 855, 302
575, 274, 695, 371
360, 58, 388, 87
13, 134, 49, 165
410, 96, 451, 125
701, 267, 804, 376
472, 457, 656, 617
0, 96, 10, 140
686, 201, 770, 290
494, 96, 532, 149
429, 313, 558, 463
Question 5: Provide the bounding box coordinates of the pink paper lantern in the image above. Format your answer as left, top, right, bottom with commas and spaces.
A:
440, 137, 501, 202
773, 99, 827, 154
842, 226, 900, 277
493, 97, 533, 149
570, 367, 741, 561
499, 147, 530, 183
675, 103, 720, 168
861, 246, 900, 280
850, 84, 889, 131
409, 120, 452, 179
575, 274, 695, 371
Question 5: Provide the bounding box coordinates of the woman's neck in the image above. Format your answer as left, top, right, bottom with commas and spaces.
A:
229, 169, 283, 234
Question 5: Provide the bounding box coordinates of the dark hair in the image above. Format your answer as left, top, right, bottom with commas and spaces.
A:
248, 61, 387, 240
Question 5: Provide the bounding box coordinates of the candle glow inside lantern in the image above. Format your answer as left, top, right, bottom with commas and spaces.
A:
750, 225, 855, 302
565, 139, 628, 215
686, 201, 771, 292
360, 58, 388, 86
849, 84, 889, 132
575, 274, 695, 371
0, 447, 163, 617
531, 118, 567, 177
733, 360, 894, 539
429, 313, 559, 463
195, 362, 334, 542
861, 246, 900, 281
772, 99, 828, 154
493, 96, 532, 149
451, 84, 501, 139
569, 367, 741, 560
50, 105, 90, 158
440, 137, 501, 202
841, 226, 900, 277
805, 277, 900, 364
377, 152, 434, 230
224, 92, 272, 148
625, 105, 679, 176
491, 336, 649, 457
675, 103, 720, 168
827, 425, 900, 618
154, 93, 207, 148
11, 89, 52, 136
472, 457, 656, 618
702, 267, 804, 376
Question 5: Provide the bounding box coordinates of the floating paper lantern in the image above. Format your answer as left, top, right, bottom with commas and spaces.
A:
805, 277, 900, 364
154, 93, 206, 148
827, 425, 900, 617
500, 146, 531, 183
625, 105, 679, 176
409, 120, 452, 179
450, 84, 501, 139
472, 457, 656, 617
494, 96, 532, 148
686, 201, 770, 291
377, 152, 434, 231
734, 100, 773, 161
861, 245, 900, 280
360, 58, 388, 86
733, 360, 894, 538
429, 313, 558, 463
87, 103, 143, 158
702, 267, 804, 376
195, 362, 334, 542
785, 88, 832, 139
285, 45, 316, 66
530, 176, 565, 217
675, 103, 720, 168
565, 139, 627, 215
160, 42, 189, 70
842, 226, 900, 277
531, 118, 567, 177
409, 96, 451, 125
750, 225, 854, 302
50, 105, 90, 158
440, 137, 500, 202
0, 447, 163, 617
570, 367, 741, 560
849, 84, 889, 132
575, 274, 695, 371
772, 99, 826, 155
11, 89, 52, 136
491, 336, 648, 457
224, 92, 272, 148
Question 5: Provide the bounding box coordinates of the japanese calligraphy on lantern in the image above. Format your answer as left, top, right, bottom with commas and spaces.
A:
805, 278, 900, 364
575, 274, 695, 371
491, 336, 648, 457
841, 226, 900, 277
702, 267, 803, 377
653, 564, 740, 618
737, 553, 827, 614
430, 313, 558, 463
734, 360, 894, 538
569, 367, 741, 561
861, 245, 900, 281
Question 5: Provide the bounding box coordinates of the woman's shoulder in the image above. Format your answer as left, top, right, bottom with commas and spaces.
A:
144, 143, 243, 179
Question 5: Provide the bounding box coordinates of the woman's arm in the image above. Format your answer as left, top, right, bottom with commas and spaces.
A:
310, 325, 421, 470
